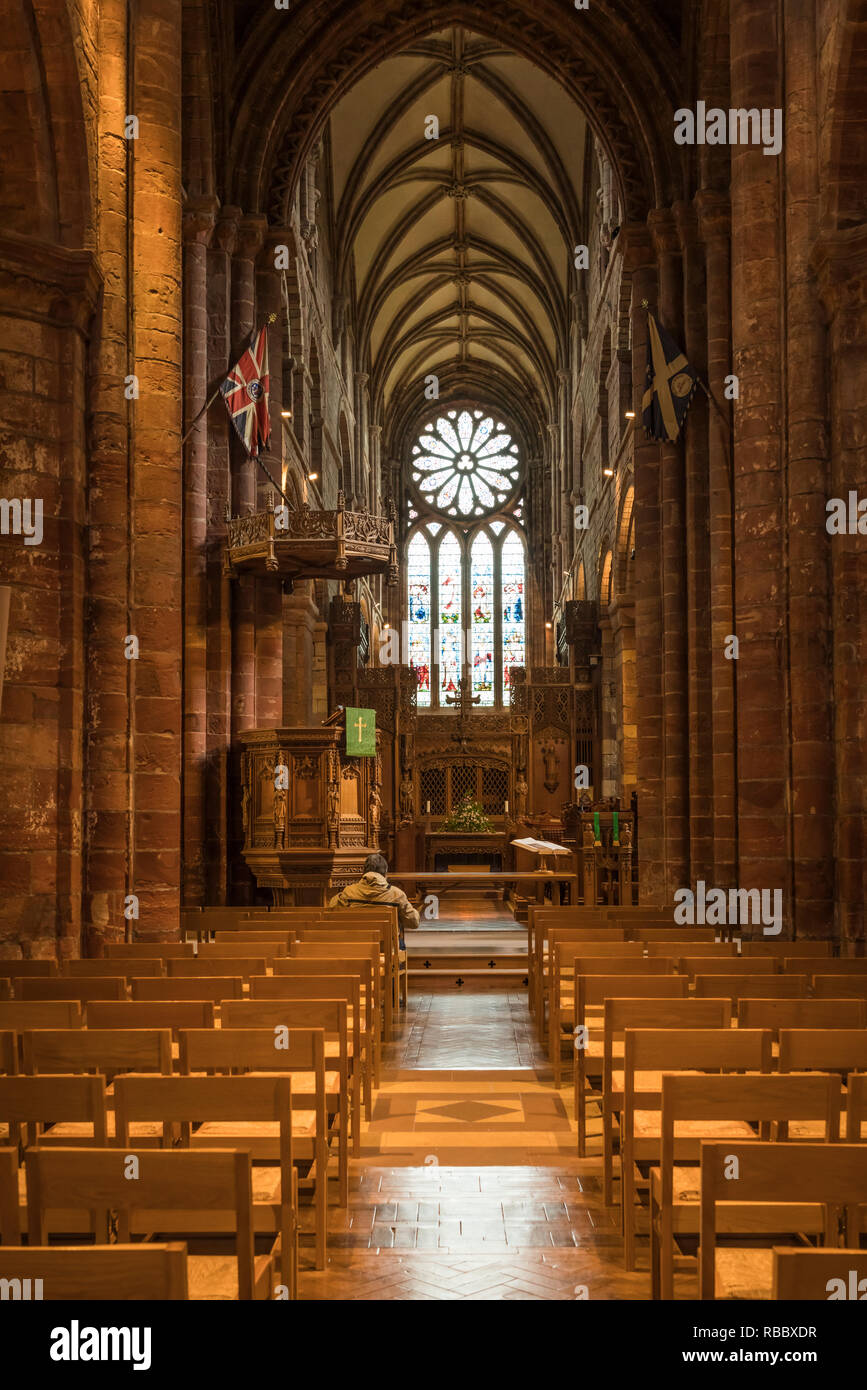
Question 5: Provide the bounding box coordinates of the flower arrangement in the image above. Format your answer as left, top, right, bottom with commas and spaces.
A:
441, 795, 493, 833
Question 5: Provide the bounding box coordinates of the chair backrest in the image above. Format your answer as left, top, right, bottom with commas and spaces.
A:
602, 997, 731, 1092
295, 928, 380, 943
17, 977, 125, 1002
567, 956, 674, 976
0, 961, 58, 978
624, 1026, 772, 1078
0, 1001, 82, 1030
197, 942, 288, 960
699, 1142, 867, 1299
0, 1029, 17, 1075
23, 1028, 173, 1077
790, 958, 867, 975
778, 1029, 867, 1075
114, 1074, 293, 1172
106, 942, 195, 958
0, 1146, 21, 1241
739, 998, 867, 1033
643, 941, 737, 957
625, 928, 718, 942
167, 957, 268, 978
846, 1072, 867, 1141
221, 998, 346, 1048
0, 1244, 189, 1300
740, 940, 833, 957
553, 940, 646, 959
694, 974, 808, 1001
86, 1001, 215, 1035
772, 1247, 867, 1300
26, 1147, 259, 1297
62, 959, 165, 978
214, 931, 296, 945
813, 975, 867, 999
680, 955, 778, 975
577, 976, 689, 1014
0, 1074, 107, 1148
290, 942, 378, 961
131, 976, 244, 1002
662, 1071, 841, 1139
178, 1027, 324, 1076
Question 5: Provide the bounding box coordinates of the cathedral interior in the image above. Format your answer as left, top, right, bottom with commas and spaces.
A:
0, 0, 866, 1323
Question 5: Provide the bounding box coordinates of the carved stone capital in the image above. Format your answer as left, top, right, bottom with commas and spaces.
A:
0, 232, 102, 334
213, 205, 242, 255
183, 195, 220, 246
235, 214, 268, 261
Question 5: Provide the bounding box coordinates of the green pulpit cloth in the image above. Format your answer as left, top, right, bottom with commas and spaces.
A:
345, 707, 376, 756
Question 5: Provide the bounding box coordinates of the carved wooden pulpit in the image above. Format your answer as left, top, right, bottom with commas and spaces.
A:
239, 717, 383, 905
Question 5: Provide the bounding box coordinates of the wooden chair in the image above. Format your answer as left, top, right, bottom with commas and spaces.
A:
772, 1247, 867, 1299
16, 977, 126, 1004
0, 1244, 189, 1299
131, 976, 244, 1003
652, 1072, 842, 1299
225, 996, 348, 1209
21, 1028, 173, 1145
114, 1074, 298, 1297
322, 910, 402, 1026
739, 997, 867, 1033
694, 974, 808, 1002
778, 1032, 867, 1138
698, 1142, 867, 1299
62, 959, 165, 978
106, 942, 195, 959
550, 952, 673, 1084
620, 1028, 773, 1269
214, 930, 296, 947
26, 1147, 272, 1299
274, 957, 378, 1102
0, 1073, 107, 1151
288, 944, 383, 1079
180, 1023, 330, 1273
595, 995, 730, 1202
845, 1071, 867, 1142
249, 977, 358, 1155
573, 977, 691, 1159
643, 941, 737, 958
86, 1000, 215, 1037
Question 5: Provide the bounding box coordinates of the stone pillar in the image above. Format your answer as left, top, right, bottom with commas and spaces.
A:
621, 224, 664, 903
0, 240, 100, 958
253, 230, 287, 729
182, 195, 218, 906
812, 225, 867, 948
649, 207, 689, 896
282, 586, 319, 725
695, 189, 738, 892
130, 0, 184, 942
730, 0, 789, 911
204, 206, 239, 903
79, 0, 130, 956
675, 199, 713, 888
784, 10, 835, 940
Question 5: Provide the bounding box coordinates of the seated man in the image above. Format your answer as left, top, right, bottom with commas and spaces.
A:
328, 853, 420, 948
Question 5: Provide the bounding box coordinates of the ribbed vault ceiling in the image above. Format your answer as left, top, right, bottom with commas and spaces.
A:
327, 26, 587, 441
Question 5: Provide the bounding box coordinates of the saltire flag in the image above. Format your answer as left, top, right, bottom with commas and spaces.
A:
221, 325, 271, 456
641, 311, 698, 442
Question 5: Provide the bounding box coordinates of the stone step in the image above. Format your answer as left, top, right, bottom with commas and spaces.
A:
408, 965, 529, 992
408, 953, 528, 971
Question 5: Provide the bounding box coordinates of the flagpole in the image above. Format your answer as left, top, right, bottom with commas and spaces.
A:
181, 385, 222, 446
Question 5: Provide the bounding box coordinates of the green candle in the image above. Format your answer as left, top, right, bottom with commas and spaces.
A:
593, 812, 600, 840
612, 811, 619, 843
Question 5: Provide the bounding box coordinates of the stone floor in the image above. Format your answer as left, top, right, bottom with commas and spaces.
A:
294, 970, 673, 1299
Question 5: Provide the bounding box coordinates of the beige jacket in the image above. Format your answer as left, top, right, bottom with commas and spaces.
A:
328, 871, 420, 936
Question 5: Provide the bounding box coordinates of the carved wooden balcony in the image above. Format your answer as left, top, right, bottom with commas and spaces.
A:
223, 491, 398, 585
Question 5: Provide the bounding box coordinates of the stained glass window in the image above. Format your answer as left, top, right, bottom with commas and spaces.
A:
501, 529, 525, 705
438, 531, 462, 702
410, 409, 521, 518
470, 531, 495, 706
407, 531, 431, 707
